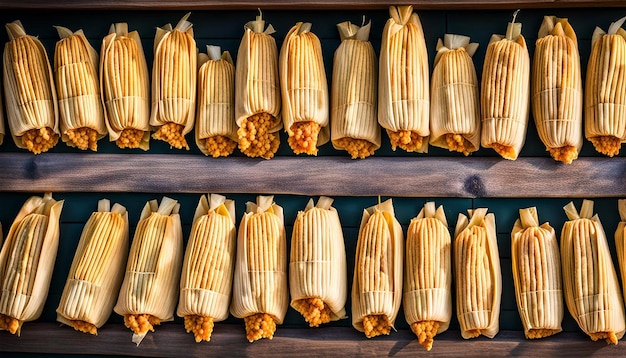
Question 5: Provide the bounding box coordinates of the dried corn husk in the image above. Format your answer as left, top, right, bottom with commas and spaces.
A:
454, 208, 501, 339
0, 193, 63, 335
195, 46, 237, 157
561, 200, 625, 344
378, 5, 429, 153
100, 23, 150, 150
235, 11, 282, 159
114, 196, 183, 345
430, 34, 480, 156
177, 194, 236, 343
230, 195, 288, 342
532, 17, 583, 164
150, 13, 196, 150
54, 26, 106, 151
481, 11, 530, 160
289, 196, 347, 327
0, 93, 5, 145
616, 200, 626, 302
330, 20, 380, 159
56, 199, 129, 335
585, 16, 626, 157
3, 20, 59, 154
351, 199, 403, 338
403, 202, 451, 351
279, 22, 329, 155
511, 207, 563, 339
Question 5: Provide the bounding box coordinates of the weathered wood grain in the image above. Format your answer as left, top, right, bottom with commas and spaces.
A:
1, 323, 624, 357
0, 153, 624, 198
0, 0, 622, 10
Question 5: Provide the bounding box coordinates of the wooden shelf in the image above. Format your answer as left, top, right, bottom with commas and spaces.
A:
1, 323, 625, 357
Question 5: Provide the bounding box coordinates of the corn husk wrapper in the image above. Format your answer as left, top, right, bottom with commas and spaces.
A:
531, 17, 583, 164
511, 207, 563, 339
56, 199, 129, 335
113, 197, 183, 346
230, 195, 288, 342
481, 12, 530, 160
150, 13, 196, 150
403, 202, 451, 351
3, 20, 59, 154
616, 200, 626, 303
289, 196, 347, 327
430, 34, 480, 156
454, 208, 501, 339
195, 46, 237, 157
54, 26, 106, 151
0, 193, 63, 336
585, 16, 626, 157
279, 22, 329, 155
330, 20, 380, 159
561, 200, 626, 344
351, 199, 403, 338
100, 23, 150, 150
378, 5, 429, 153
177, 194, 236, 343
235, 12, 282, 159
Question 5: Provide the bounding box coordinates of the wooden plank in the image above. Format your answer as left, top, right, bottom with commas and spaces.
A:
2, 0, 625, 10
0, 153, 624, 198
1, 323, 625, 357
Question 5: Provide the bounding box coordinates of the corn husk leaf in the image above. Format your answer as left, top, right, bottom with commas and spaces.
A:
195, 46, 237, 157
378, 5, 430, 153
561, 200, 626, 344
3, 20, 59, 153
289, 196, 347, 327
511, 207, 563, 339
403, 202, 451, 350
0, 192, 64, 336
351, 199, 404, 338
430, 34, 481, 156
100, 23, 150, 150
454, 208, 502, 339
616, 200, 626, 304
56, 199, 129, 335
330, 20, 380, 159
113, 196, 184, 345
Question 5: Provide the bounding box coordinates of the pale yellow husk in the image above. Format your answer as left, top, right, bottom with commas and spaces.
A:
330, 20, 380, 159
454, 208, 502, 339
100, 23, 150, 150
430, 34, 481, 156
531, 17, 583, 164
561, 200, 626, 344
289, 196, 347, 327
235, 11, 282, 159
511, 207, 563, 339
378, 5, 429, 153
230, 195, 288, 342
585, 16, 626, 157
56, 199, 129, 335
616, 200, 626, 304
481, 12, 530, 160
403, 202, 451, 351
54, 26, 106, 151
351, 199, 404, 338
195, 46, 237, 157
150, 13, 197, 150
176, 194, 236, 342
3, 20, 59, 153
113, 196, 183, 345
0, 193, 64, 336
279, 22, 329, 155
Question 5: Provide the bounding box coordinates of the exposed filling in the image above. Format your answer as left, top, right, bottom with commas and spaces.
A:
184, 314, 214, 343
334, 137, 376, 159
205, 135, 237, 158
244, 312, 276, 342
66, 127, 98, 151
362, 314, 391, 338
589, 135, 621, 157
288, 121, 320, 155
411, 320, 440, 351
21, 127, 59, 154
116, 128, 145, 149
292, 297, 332, 327
237, 112, 280, 159
387, 129, 424, 152
445, 133, 474, 156
152, 122, 189, 150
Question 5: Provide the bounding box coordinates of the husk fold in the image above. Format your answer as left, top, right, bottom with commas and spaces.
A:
615, 200, 626, 306
511, 207, 563, 339
100, 23, 150, 150
0, 193, 64, 336
56, 199, 129, 335
403, 202, 451, 351
330, 20, 380, 159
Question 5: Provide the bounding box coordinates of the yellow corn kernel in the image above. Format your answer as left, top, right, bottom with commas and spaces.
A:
244, 313, 276, 342
116, 128, 145, 149
152, 122, 189, 150
237, 112, 281, 159
445, 134, 473, 156
124, 313, 160, 336
363, 314, 391, 338
292, 298, 332, 328
69, 320, 97, 335
21, 127, 59, 154
589, 136, 621, 157
333, 137, 376, 159
387, 129, 423, 152
411, 321, 440, 351
0, 314, 19, 335
66, 127, 98, 151
205, 135, 237, 158
287, 121, 320, 155
184, 315, 214, 343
